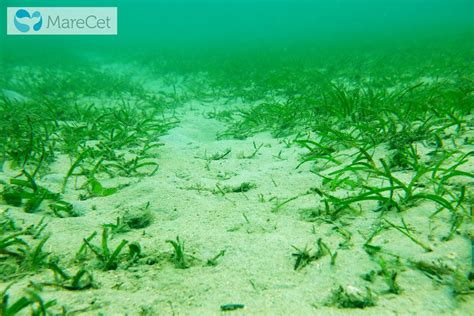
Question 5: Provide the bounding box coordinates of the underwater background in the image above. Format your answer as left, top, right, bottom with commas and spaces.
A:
0, 0, 473, 314
2, 0, 474, 63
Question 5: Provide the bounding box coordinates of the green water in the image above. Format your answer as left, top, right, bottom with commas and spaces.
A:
2, 0, 473, 62
0, 1, 473, 315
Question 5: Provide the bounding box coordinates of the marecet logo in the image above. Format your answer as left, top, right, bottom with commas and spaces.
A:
14, 9, 43, 33
7, 7, 118, 35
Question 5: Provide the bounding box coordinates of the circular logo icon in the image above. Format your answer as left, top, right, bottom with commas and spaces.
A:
14, 9, 43, 33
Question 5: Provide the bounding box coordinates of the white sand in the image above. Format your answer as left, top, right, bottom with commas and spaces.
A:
1, 76, 473, 315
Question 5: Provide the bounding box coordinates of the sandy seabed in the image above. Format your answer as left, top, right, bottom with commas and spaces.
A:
1, 70, 473, 316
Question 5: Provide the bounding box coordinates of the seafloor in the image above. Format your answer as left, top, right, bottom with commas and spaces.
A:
0, 45, 473, 315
